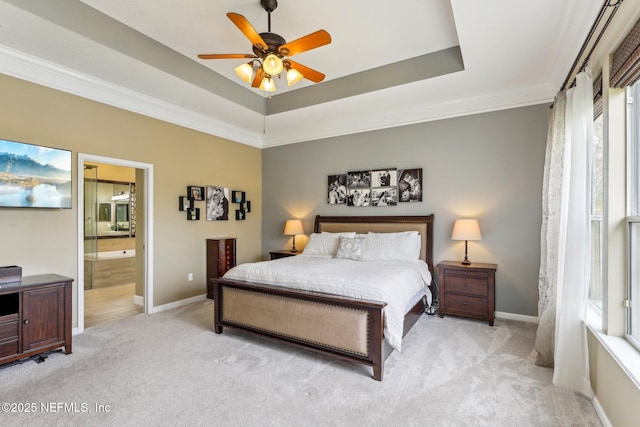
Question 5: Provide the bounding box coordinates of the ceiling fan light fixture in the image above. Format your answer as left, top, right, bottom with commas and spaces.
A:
234, 62, 254, 83
286, 67, 304, 86
262, 53, 283, 75
259, 76, 276, 92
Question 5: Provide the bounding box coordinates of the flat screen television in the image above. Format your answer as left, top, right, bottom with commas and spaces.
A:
0, 138, 72, 209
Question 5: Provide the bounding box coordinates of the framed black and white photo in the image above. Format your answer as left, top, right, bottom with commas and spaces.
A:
371, 169, 397, 187
371, 187, 398, 207
205, 186, 229, 220
347, 170, 371, 188
235, 209, 245, 220
327, 174, 347, 204
398, 168, 423, 202
347, 188, 370, 207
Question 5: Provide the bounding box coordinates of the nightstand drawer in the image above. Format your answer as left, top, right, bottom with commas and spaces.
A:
444, 294, 488, 316
443, 274, 488, 297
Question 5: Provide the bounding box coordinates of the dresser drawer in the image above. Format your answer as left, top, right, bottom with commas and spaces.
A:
0, 319, 19, 340
443, 274, 488, 297
444, 294, 488, 316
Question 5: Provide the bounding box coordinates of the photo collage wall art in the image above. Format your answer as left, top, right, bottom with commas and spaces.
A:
328, 168, 422, 207
179, 186, 250, 221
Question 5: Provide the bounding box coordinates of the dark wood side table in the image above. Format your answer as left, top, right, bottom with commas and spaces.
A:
437, 261, 497, 326
0, 274, 73, 367
269, 250, 300, 260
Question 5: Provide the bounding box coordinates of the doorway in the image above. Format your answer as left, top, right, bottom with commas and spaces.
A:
77, 154, 154, 333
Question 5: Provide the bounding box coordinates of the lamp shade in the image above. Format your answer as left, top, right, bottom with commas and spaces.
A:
286, 67, 304, 86
234, 63, 254, 83
259, 76, 276, 92
262, 54, 284, 75
451, 219, 482, 241
284, 219, 304, 236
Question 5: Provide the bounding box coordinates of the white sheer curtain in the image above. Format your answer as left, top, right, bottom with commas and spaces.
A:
535, 70, 592, 397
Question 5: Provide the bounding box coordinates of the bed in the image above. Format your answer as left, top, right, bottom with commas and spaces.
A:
211, 214, 434, 381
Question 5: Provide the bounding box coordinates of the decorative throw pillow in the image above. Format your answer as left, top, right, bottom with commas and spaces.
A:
335, 235, 364, 261
302, 232, 356, 257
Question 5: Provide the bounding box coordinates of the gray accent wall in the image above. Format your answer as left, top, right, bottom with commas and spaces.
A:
262, 104, 549, 317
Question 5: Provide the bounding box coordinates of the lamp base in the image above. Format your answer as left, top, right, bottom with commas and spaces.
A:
290, 248, 298, 253
461, 259, 471, 265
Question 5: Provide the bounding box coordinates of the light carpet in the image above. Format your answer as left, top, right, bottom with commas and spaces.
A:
1, 300, 601, 426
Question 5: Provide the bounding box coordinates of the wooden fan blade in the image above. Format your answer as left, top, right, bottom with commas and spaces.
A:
198, 54, 256, 59
251, 68, 265, 88
227, 13, 268, 51
278, 30, 331, 57
285, 60, 326, 83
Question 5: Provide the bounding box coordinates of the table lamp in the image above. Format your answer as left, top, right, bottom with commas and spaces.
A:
451, 219, 482, 265
284, 219, 304, 253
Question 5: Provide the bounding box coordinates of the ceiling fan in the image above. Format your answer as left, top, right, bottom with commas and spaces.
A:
197, 0, 331, 92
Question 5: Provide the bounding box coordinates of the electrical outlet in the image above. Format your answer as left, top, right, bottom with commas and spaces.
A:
188, 273, 193, 281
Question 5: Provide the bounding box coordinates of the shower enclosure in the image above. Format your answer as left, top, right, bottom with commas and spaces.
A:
83, 165, 137, 290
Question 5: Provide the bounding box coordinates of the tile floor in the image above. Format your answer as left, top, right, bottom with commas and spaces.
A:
84, 282, 143, 328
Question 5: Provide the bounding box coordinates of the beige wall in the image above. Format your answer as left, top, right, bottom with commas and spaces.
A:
0, 74, 262, 325
587, 331, 640, 426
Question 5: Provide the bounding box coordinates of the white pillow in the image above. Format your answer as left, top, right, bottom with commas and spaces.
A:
302, 232, 356, 257
335, 235, 365, 260
360, 231, 421, 261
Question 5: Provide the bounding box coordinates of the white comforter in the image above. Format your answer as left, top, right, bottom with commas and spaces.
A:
223, 254, 432, 351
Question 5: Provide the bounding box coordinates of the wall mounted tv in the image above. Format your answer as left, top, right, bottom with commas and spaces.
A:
0, 138, 72, 209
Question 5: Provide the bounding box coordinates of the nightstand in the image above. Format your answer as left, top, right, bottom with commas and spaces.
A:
269, 250, 301, 260
437, 261, 497, 326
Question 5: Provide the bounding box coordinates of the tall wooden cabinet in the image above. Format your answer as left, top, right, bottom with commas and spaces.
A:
0, 274, 73, 366
206, 238, 236, 299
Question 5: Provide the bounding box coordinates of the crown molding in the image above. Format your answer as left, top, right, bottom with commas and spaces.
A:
0, 45, 262, 148
0, 44, 555, 150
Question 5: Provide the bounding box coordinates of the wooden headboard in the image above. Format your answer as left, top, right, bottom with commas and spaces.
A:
313, 214, 435, 275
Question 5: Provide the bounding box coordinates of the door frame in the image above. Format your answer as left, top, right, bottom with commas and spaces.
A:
76, 153, 154, 333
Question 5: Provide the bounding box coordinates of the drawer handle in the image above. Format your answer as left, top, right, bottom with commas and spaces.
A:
23, 319, 29, 325
464, 283, 469, 287
463, 301, 468, 306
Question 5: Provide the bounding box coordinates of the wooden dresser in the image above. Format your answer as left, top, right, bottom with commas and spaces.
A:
0, 274, 73, 366
437, 261, 497, 326
206, 238, 236, 299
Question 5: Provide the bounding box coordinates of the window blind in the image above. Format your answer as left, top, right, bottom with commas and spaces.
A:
611, 17, 640, 88
593, 72, 603, 119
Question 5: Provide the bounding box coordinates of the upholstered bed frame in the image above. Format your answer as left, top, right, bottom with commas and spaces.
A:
211, 214, 434, 380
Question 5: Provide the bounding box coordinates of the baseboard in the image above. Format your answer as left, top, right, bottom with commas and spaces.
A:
494, 311, 539, 324
150, 294, 207, 314
591, 395, 612, 427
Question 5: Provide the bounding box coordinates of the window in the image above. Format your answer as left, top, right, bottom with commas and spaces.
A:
627, 81, 640, 350
589, 112, 604, 310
